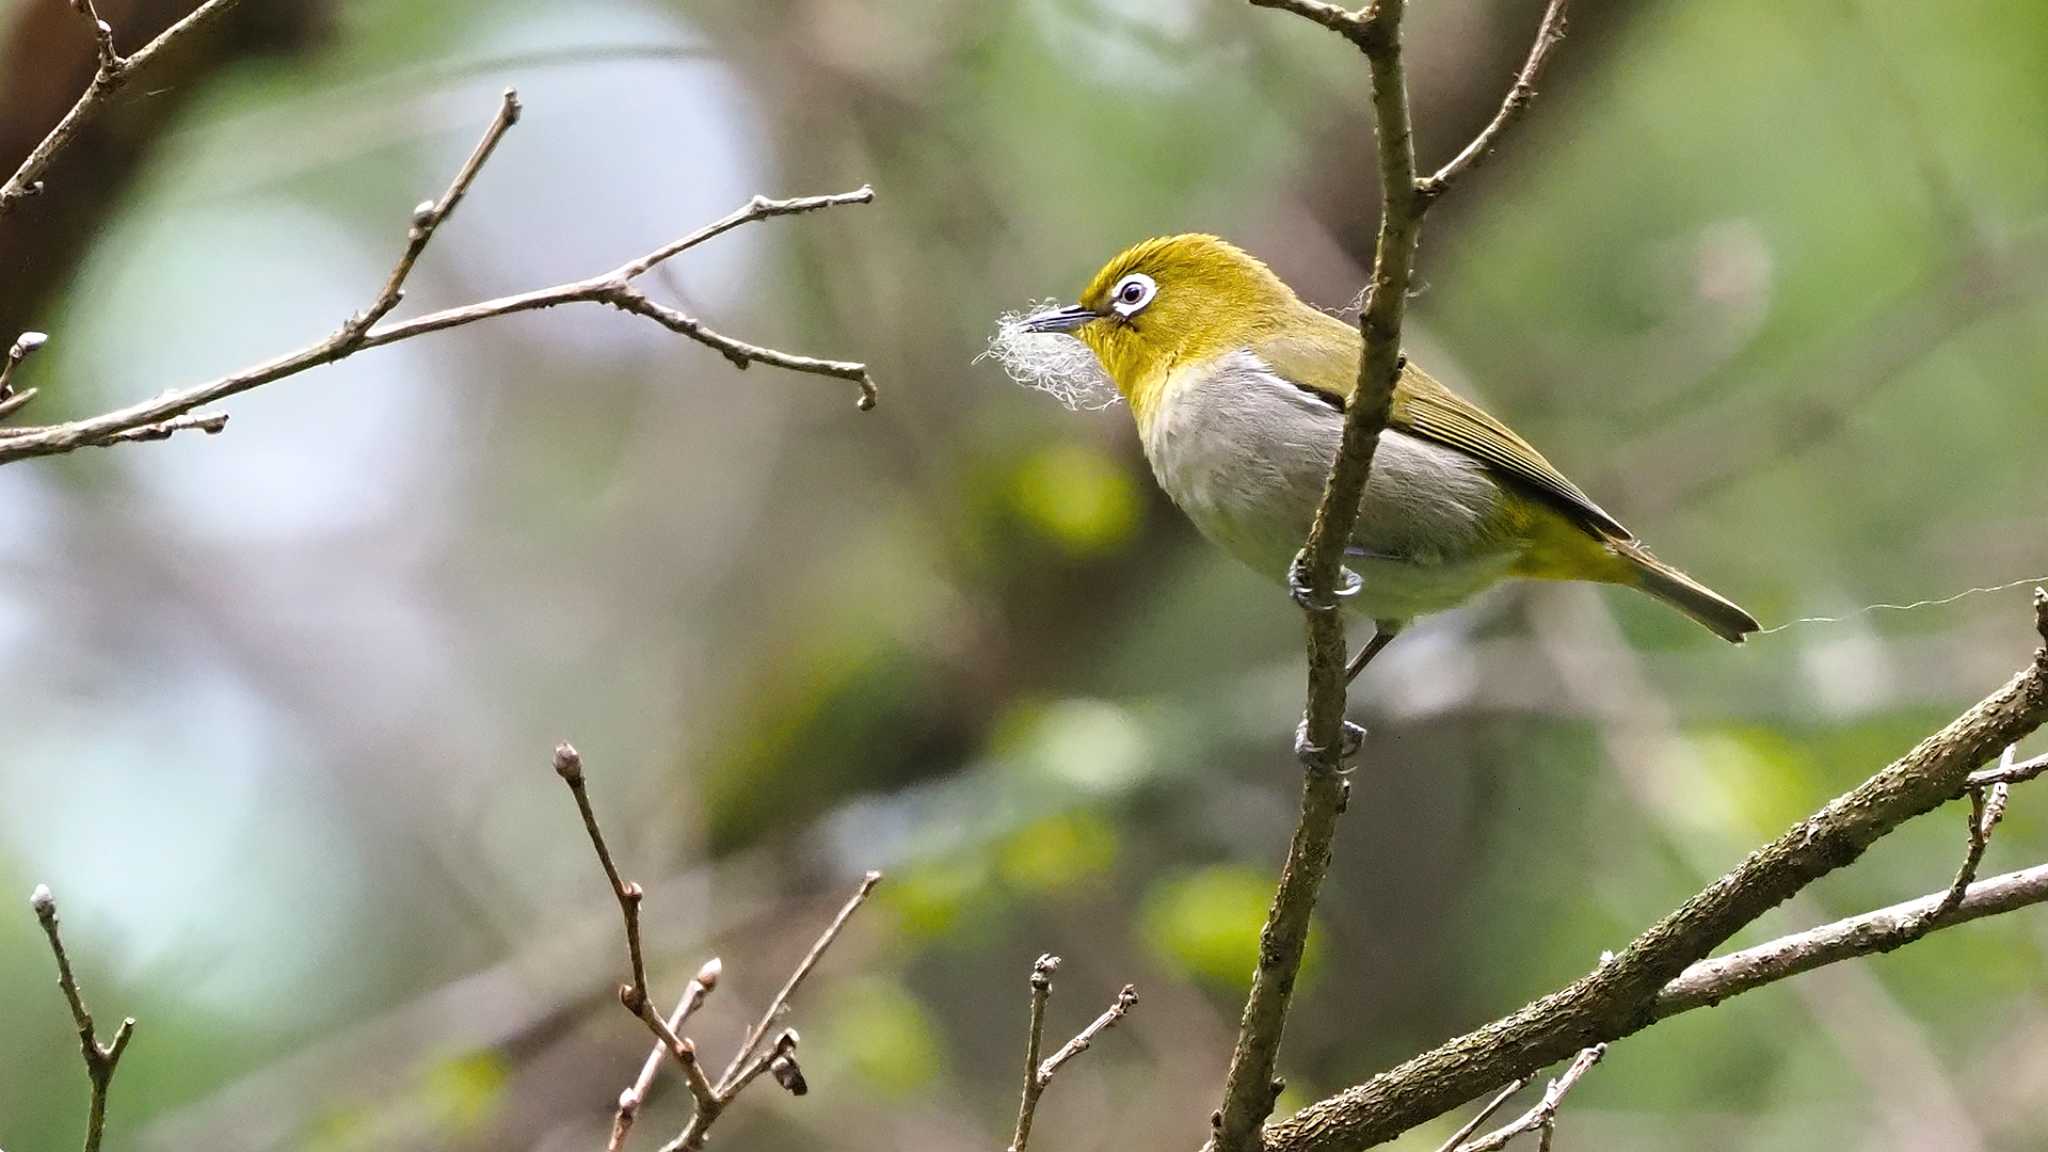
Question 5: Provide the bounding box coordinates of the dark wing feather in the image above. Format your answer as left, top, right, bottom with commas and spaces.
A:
1391, 363, 1633, 540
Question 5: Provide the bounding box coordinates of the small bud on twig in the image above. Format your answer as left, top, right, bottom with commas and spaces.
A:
553, 741, 583, 782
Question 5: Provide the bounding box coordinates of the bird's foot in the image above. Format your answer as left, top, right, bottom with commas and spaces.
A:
1294, 717, 1367, 765
1286, 550, 1362, 613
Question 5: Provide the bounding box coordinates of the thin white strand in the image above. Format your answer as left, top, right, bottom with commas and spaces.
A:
1757, 574, 2048, 636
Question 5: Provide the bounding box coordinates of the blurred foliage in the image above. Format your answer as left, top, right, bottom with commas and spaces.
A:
2, 1, 2047, 1151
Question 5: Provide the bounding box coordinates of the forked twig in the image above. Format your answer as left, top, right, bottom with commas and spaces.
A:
1007, 954, 1139, 1152
31, 885, 136, 1152
555, 742, 879, 1152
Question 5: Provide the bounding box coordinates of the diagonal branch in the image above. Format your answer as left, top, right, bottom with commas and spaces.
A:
1256, 592, 2048, 1152
0, 0, 240, 216
0, 92, 876, 467
1215, 4, 1571, 1150
31, 885, 137, 1152
1416, 0, 1570, 203
1654, 862, 2048, 1016
714, 871, 883, 1092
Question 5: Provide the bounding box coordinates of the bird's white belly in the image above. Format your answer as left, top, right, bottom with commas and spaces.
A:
1138, 351, 1517, 623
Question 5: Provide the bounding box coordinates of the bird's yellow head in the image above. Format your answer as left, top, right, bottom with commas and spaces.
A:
1024, 234, 1304, 418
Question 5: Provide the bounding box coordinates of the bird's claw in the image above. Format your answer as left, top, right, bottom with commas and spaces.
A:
1286, 551, 1363, 613
1294, 718, 1367, 765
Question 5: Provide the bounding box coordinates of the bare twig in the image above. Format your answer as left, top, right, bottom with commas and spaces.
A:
1967, 747, 2045, 789
1899, 746, 2016, 942
553, 742, 660, 1023
1416, 0, 1570, 203
1454, 1046, 1604, 1152
715, 870, 883, 1092
1255, 593, 2048, 1152
558, 744, 880, 1152
0, 0, 240, 215
1655, 862, 2048, 1015
1008, 955, 1140, 1152
1214, 3, 1570, 1149
31, 885, 136, 1152
610, 958, 722, 1152
1430, 1077, 1532, 1152
0, 96, 876, 468
340, 88, 523, 344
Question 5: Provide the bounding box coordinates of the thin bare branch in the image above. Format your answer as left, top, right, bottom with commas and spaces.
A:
1217, 2, 1570, 1147
1009, 955, 1140, 1152
715, 870, 883, 1092
1248, 0, 1374, 51
31, 885, 137, 1152
70, 0, 123, 74
1430, 1077, 1532, 1152
1656, 862, 2048, 1016
1009, 954, 1058, 1152
1899, 748, 2015, 942
340, 88, 523, 343
610, 958, 721, 1152
1416, 0, 1570, 202
1454, 1046, 1604, 1152
0, 0, 241, 215
0, 98, 875, 469
553, 742, 659, 1022
1967, 747, 2045, 788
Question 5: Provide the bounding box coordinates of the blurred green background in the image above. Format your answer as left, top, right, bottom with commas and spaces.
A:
2, 1, 2046, 1150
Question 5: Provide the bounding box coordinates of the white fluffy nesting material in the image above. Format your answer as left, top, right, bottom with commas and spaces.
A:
975, 300, 1121, 412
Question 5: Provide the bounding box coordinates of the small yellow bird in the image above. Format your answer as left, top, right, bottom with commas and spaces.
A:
1024, 234, 1757, 677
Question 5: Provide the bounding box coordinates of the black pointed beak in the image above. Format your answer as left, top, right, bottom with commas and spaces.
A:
1021, 303, 1098, 334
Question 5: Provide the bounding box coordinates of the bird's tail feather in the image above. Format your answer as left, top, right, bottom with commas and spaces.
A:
1611, 540, 1759, 644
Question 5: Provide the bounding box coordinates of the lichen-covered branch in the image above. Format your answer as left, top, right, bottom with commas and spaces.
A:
0, 90, 877, 464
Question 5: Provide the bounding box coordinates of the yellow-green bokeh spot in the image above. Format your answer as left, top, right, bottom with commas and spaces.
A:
426, 1049, 509, 1133
1142, 865, 1322, 995
998, 810, 1119, 894
1007, 442, 1140, 556
821, 976, 943, 1099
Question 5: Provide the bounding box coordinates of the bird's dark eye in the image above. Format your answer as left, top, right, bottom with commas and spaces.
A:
1110, 272, 1158, 317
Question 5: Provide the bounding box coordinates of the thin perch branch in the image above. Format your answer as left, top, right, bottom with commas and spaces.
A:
1215, 3, 1571, 1149
0, 94, 876, 468
31, 885, 136, 1152
1008, 954, 1140, 1152
0, 0, 241, 215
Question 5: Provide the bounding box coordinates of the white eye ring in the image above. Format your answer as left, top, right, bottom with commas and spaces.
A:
1110, 272, 1157, 317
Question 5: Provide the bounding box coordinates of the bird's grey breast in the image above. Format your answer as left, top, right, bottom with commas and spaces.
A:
1138, 349, 1512, 589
